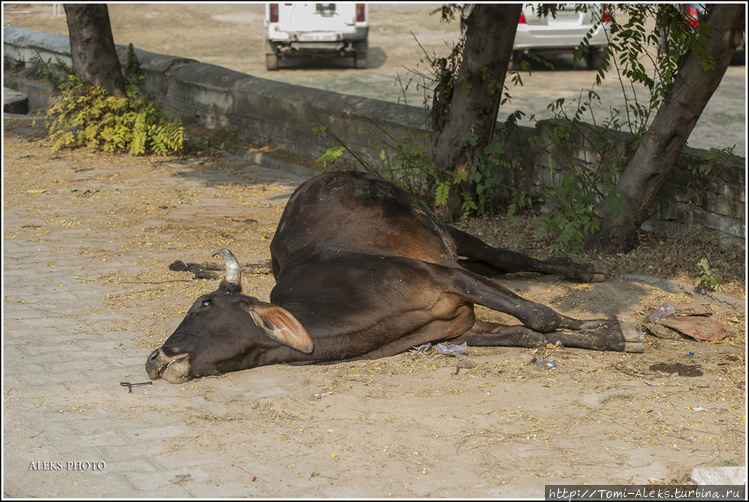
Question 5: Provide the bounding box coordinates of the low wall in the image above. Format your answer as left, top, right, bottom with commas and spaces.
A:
4, 25, 745, 247
2, 25, 420, 170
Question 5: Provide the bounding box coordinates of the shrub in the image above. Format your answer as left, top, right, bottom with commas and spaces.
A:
44, 75, 184, 156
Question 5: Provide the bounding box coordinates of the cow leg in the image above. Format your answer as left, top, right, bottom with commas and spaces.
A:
436, 262, 643, 353
448, 226, 607, 282
452, 319, 644, 353
352, 273, 641, 356
440, 262, 586, 333
356, 304, 477, 361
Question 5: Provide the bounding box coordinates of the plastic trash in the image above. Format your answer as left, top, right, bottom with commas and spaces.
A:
436, 342, 468, 359
649, 300, 675, 323
535, 359, 557, 370
410, 343, 431, 354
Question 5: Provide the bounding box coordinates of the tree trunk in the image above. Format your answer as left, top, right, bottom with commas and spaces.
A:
432, 4, 522, 220
64, 4, 126, 98
589, 4, 745, 252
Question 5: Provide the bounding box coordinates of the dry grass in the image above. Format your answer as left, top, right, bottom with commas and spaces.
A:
464, 212, 745, 299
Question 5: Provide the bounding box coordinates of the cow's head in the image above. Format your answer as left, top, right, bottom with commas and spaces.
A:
145, 248, 313, 383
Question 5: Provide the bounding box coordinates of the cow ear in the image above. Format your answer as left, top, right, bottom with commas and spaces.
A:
245, 302, 314, 354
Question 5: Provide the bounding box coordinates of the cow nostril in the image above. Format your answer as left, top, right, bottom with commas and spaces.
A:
148, 349, 161, 363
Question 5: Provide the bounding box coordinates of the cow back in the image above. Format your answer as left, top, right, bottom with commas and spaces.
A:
270, 171, 457, 274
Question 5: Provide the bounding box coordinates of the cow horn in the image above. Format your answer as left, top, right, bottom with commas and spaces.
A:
213, 248, 242, 293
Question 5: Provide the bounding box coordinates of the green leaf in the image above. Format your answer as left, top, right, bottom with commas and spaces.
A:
462, 132, 478, 147
435, 183, 451, 206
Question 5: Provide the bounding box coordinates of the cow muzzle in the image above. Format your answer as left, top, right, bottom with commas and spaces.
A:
146, 347, 192, 383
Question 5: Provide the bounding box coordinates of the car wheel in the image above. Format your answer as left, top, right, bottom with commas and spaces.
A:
354, 52, 367, 69
586, 47, 606, 70
266, 53, 279, 71
510, 50, 528, 71
353, 40, 368, 69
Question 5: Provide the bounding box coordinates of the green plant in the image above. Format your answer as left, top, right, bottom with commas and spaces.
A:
198, 128, 240, 152
123, 42, 143, 96
370, 73, 438, 197
499, 4, 727, 252
44, 75, 184, 156
308, 71, 444, 201
697, 257, 725, 292
314, 142, 345, 167
517, 106, 633, 253
461, 132, 501, 217
658, 145, 735, 214
312, 123, 371, 170
27, 52, 74, 90
310, 41, 512, 218
686, 146, 733, 196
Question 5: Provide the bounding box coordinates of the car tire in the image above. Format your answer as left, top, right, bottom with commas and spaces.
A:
266, 53, 279, 71
354, 52, 367, 69
509, 50, 527, 71
586, 47, 606, 70
353, 40, 368, 69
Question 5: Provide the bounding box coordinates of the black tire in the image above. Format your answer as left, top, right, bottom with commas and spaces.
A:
585, 46, 606, 70
266, 53, 279, 71
509, 50, 526, 71
354, 52, 367, 69
353, 40, 368, 69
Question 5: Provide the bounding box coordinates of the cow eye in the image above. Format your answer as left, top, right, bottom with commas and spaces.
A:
201, 299, 212, 308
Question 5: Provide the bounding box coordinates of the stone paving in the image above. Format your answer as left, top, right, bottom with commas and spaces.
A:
2, 115, 310, 497
4, 237, 191, 497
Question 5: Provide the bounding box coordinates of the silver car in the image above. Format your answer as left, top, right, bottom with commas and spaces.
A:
512, 3, 611, 69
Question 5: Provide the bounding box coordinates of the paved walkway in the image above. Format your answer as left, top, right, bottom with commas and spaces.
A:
2, 115, 310, 497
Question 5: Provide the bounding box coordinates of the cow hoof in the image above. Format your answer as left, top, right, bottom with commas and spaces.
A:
549, 255, 608, 283
575, 317, 645, 352
622, 321, 645, 353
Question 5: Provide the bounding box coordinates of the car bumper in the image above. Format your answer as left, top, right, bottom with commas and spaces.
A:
514, 24, 608, 50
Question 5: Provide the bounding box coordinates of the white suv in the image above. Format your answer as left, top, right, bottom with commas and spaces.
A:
513, 3, 612, 69
264, 3, 369, 70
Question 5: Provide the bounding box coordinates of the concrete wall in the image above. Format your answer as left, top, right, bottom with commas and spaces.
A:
4, 25, 745, 247
133, 46, 427, 171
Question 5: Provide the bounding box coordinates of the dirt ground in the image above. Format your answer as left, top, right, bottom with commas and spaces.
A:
4, 3, 746, 157
3, 3, 747, 497
3, 114, 746, 497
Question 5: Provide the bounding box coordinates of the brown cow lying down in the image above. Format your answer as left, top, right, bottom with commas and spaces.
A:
147, 171, 642, 383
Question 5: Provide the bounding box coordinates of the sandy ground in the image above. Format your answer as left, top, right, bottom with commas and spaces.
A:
4, 3, 746, 157
3, 115, 745, 497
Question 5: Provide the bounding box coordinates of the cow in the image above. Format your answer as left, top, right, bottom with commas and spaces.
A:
146, 171, 643, 383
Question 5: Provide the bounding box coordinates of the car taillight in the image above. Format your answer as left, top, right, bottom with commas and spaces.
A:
356, 3, 365, 22
685, 5, 699, 28
269, 3, 279, 23
519, 11, 526, 24
600, 9, 612, 23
